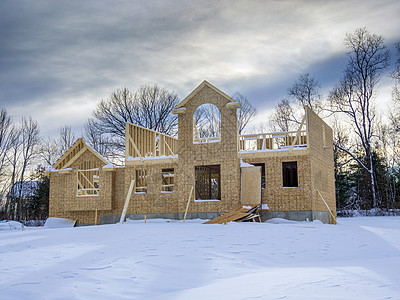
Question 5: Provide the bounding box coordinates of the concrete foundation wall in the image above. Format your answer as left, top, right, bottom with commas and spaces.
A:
101, 211, 222, 224
260, 210, 330, 224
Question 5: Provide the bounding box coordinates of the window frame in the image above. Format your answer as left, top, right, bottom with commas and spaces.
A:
282, 161, 298, 188
195, 164, 221, 200
135, 169, 148, 194
161, 168, 175, 193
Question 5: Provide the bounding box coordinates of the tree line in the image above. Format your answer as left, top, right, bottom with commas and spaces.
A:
269, 28, 400, 213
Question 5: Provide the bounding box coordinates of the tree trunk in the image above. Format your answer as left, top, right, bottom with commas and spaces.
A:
368, 151, 377, 208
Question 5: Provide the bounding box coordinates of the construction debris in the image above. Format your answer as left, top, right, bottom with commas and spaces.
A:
203, 204, 260, 224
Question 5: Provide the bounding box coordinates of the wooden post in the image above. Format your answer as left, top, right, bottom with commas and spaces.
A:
193, 119, 200, 142
94, 208, 98, 226
317, 190, 337, 224
209, 103, 220, 136
183, 186, 194, 222
120, 179, 135, 224
144, 215, 147, 223
289, 114, 306, 154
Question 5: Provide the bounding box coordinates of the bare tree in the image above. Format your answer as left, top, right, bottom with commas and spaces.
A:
193, 104, 221, 139
15, 117, 40, 219
84, 118, 117, 160
58, 125, 76, 153
39, 137, 59, 167
232, 93, 257, 134
89, 84, 179, 162
390, 42, 400, 133
328, 28, 390, 208
3, 126, 21, 219
269, 99, 298, 132
270, 73, 322, 132
0, 109, 13, 181
288, 73, 323, 113
39, 125, 77, 167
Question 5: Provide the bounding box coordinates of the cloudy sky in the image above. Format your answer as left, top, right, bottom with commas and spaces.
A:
1, 0, 399, 137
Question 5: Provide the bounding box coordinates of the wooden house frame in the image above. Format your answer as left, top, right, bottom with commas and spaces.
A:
49, 81, 336, 225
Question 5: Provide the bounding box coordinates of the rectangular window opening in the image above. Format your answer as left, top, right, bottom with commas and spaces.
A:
135, 169, 148, 193
195, 165, 221, 200
282, 161, 298, 187
251, 163, 266, 189
76, 161, 100, 196
161, 168, 174, 193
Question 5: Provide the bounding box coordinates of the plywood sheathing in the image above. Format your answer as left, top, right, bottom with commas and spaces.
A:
49, 141, 114, 225
240, 166, 261, 205
175, 81, 241, 215
306, 108, 336, 222
241, 154, 312, 212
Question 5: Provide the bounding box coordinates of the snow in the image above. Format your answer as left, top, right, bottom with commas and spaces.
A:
173, 107, 186, 111
193, 199, 220, 202
240, 158, 254, 167
126, 154, 178, 161
261, 203, 269, 210
1, 216, 400, 299
240, 146, 306, 154
102, 163, 114, 169
49, 167, 72, 173
0, 220, 24, 231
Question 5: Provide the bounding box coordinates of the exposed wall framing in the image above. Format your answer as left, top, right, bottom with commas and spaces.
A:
195, 165, 221, 200
135, 169, 148, 193
161, 168, 174, 192
125, 122, 177, 160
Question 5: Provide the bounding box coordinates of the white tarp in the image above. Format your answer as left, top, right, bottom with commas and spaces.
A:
44, 217, 76, 228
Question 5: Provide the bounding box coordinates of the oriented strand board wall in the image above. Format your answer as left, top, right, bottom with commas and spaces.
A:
176, 84, 241, 214
240, 166, 261, 205
307, 108, 336, 222
49, 149, 113, 224
242, 154, 312, 212
123, 161, 179, 215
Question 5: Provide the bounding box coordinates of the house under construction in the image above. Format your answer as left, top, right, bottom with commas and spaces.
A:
48, 81, 336, 225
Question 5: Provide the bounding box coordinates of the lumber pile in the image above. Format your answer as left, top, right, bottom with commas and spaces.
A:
203, 204, 260, 224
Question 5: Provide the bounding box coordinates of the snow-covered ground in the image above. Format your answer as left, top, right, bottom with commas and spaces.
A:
1, 217, 399, 299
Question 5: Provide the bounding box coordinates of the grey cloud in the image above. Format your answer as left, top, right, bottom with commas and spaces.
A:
0, 0, 400, 136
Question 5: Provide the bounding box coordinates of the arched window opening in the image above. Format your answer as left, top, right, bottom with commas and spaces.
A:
193, 104, 221, 143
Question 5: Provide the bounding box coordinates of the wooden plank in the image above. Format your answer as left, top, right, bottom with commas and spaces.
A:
128, 134, 143, 160
317, 190, 337, 224
77, 170, 96, 189
164, 140, 174, 156
183, 186, 194, 222
125, 123, 129, 160
203, 205, 259, 224
289, 115, 306, 153
63, 146, 88, 169
209, 103, 220, 136
193, 119, 200, 142
120, 180, 135, 224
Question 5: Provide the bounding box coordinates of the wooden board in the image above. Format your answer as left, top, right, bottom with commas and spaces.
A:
203, 204, 259, 224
